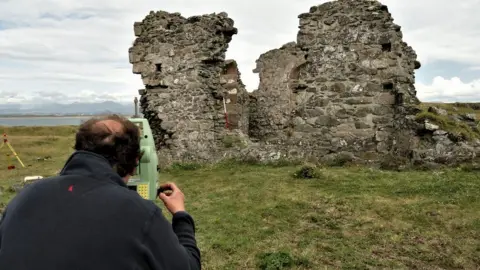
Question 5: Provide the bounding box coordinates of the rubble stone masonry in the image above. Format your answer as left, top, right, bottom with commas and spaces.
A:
129, 0, 479, 168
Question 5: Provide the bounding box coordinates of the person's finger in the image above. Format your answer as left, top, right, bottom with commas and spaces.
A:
159, 192, 169, 201
160, 183, 181, 194
160, 182, 177, 191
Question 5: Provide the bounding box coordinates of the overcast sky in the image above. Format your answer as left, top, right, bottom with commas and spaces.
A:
0, 0, 479, 105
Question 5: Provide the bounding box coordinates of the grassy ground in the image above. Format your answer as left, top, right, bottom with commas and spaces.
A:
419, 102, 480, 119
416, 102, 480, 141
1, 126, 479, 269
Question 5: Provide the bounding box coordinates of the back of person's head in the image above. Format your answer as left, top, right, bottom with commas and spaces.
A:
74, 114, 141, 177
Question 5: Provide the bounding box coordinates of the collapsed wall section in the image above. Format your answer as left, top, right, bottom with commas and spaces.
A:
129, 11, 244, 165
221, 60, 249, 134
249, 42, 306, 142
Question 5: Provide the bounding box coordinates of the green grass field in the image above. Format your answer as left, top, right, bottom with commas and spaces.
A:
1, 125, 479, 269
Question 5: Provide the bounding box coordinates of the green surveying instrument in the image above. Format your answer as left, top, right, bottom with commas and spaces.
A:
127, 97, 159, 200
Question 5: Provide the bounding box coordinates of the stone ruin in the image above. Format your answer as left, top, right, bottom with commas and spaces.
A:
129, 0, 480, 168
129, 11, 250, 165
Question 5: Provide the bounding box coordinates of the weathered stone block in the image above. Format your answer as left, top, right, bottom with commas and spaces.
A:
425, 120, 439, 131
306, 107, 326, 117
345, 97, 373, 105
372, 116, 391, 124
375, 131, 389, 142
296, 91, 315, 105
314, 98, 330, 107
132, 63, 147, 74
355, 122, 371, 129
375, 93, 396, 105
331, 82, 346, 92
372, 105, 393, 115
297, 124, 317, 132
134, 22, 142, 36
334, 123, 357, 134
306, 117, 318, 125
351, 129, 375, 139
462, 113, 477, 121
294, 117, 306, 126
376, 142, 389, 153
355, 106, 373, 117
315, 116, 340, 127
365, 82, 382, 92
428, 106, 448, 116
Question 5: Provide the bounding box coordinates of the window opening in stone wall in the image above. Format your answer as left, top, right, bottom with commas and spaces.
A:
382, 43, 392, 52
383, 82, 394, 90
155, 63, 162, 72
202, 58, 223, 65
146, 84, 168, 89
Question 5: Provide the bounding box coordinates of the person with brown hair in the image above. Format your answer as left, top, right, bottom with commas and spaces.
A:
0, 114, 201, 270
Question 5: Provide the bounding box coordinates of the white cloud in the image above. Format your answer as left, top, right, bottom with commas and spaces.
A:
381, 0, 480, 67
416, 76, 480, 102
0, 0, 479, 104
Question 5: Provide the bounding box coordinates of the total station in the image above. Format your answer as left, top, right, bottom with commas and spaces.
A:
127, 97, 159, 200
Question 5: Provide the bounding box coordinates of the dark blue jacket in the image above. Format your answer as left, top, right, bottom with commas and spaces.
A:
0, 151, 201, 270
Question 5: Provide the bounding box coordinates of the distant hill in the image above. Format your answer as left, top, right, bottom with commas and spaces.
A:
0, 101, 140, 116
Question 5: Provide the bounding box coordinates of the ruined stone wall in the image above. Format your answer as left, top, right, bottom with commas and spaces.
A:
129, 11, 247, 166
130, 1, 478, 168
248, 0, 421, 162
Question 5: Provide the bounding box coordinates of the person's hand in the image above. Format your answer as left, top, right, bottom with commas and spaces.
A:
158, 182, 186, 214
